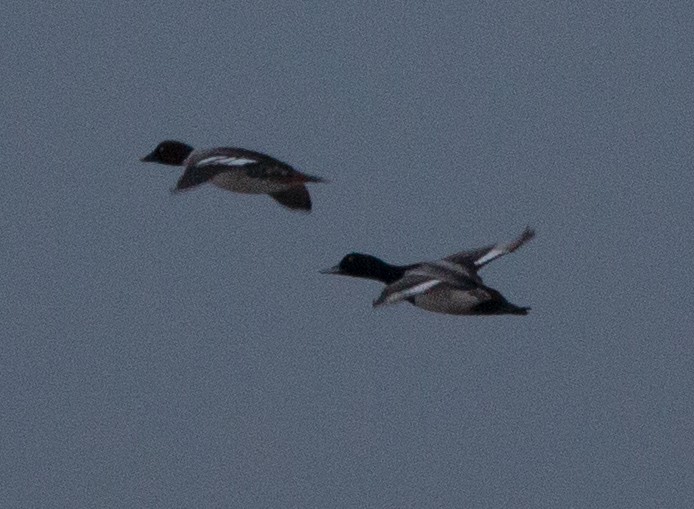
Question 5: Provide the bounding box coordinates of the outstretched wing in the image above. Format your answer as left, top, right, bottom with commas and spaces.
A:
372, 263, 479, 307
173, 165, 222, 191
171, 150, 262, 192
445, 226, 535, 270
269, 186, 312, 211
193, 149, 325, 183
196, 153, 295, 181
372, 275, 443, 307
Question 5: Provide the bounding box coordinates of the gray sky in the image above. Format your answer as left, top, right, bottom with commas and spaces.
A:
2, 2, 693, 507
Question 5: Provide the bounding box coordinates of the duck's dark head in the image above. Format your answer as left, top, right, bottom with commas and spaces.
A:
141, 140, 194, 165
321, 253, 405, 283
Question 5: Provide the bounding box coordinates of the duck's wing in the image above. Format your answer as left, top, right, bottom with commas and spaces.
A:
445, 227, 535, 270
191, 149, 325, 183
372, 262, 479, 308
171, 149, 262, 191
269, 186, 312, 211
173, 165, 221, 191
174, 149, 322, 193
194, 151, 288, 179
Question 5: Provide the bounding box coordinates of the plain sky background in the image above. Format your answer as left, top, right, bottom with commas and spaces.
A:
2, 1, 693, 507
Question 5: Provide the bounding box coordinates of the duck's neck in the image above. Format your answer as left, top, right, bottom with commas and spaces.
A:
373, 261, 412, 284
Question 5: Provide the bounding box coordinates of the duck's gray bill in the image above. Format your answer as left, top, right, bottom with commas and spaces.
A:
320, 265, 341, 275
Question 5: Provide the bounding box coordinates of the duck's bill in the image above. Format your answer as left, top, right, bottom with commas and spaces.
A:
140, 151, 157, 162
319, 265, 342, 275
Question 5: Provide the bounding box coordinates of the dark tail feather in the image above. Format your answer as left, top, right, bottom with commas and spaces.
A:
472, 300, 530, 316
495, 303, 530, 315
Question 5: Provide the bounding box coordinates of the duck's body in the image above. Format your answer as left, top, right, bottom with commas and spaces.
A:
404, 279, 530, 316
141, 141, 325, 211
322, 227, 535, 316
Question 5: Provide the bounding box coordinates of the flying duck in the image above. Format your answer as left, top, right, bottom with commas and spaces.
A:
322, 227, 535, 315
141, 140, 326, 211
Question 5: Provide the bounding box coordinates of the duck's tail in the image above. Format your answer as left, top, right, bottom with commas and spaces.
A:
301, 173, 328, 184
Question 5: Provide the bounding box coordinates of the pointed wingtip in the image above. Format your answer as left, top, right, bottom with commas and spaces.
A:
509, 226, 536, 252
269, 186, 312, 212
372, 292, 393, 308
289, 205, 312, 214
298, 170, 329, 184
522, 226, 536, 240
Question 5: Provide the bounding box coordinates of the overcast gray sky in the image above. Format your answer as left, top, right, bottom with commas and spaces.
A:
2, 1, 693, 507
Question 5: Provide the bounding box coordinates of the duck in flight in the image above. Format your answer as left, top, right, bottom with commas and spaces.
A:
322, 227, 535, 316
141, 140, 326, 211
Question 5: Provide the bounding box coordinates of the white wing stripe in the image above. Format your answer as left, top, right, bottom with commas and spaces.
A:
197, 156, 226, 166
383, 279, 440, 305
219, 157, 257, 166
197, 156, 257, 167
474, 248, 504, 267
